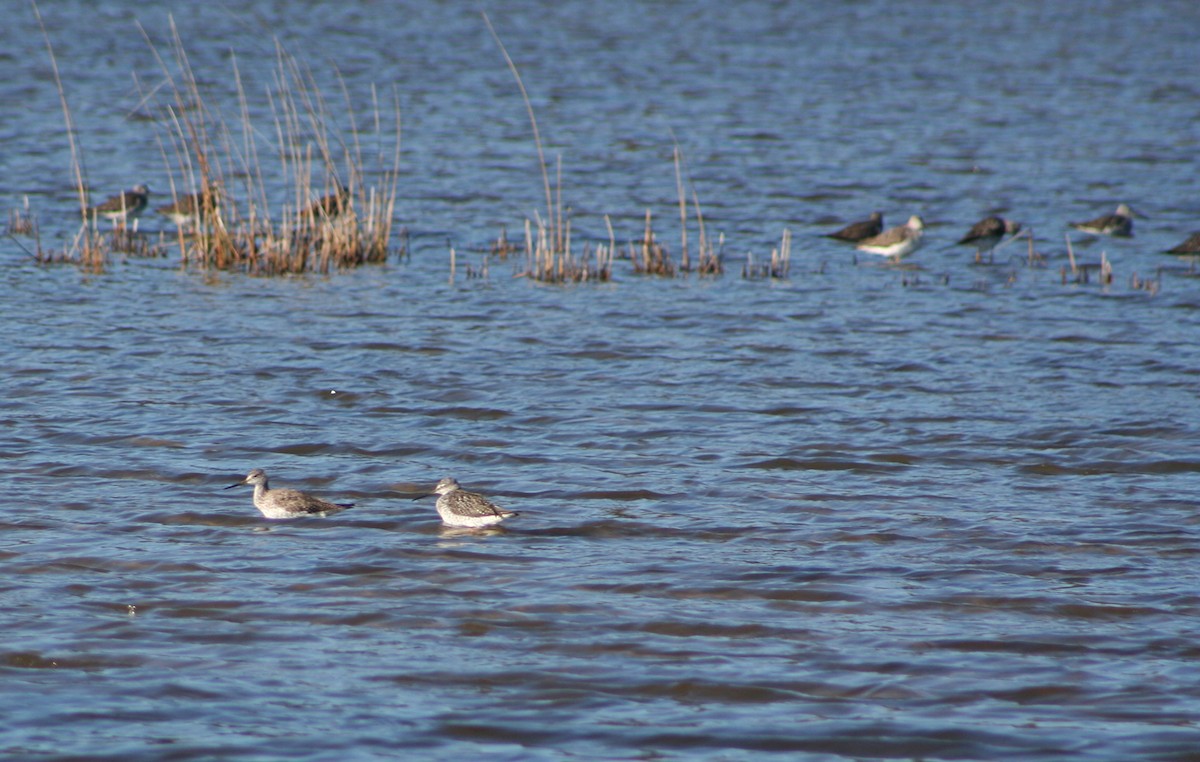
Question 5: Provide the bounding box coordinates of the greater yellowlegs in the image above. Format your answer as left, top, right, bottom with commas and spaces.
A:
1070, 203, 1136, 236
89, 184, 150, 225
856, 215, 924, 259
423, 477, 518, 528
224, 468, 352, 519
824, 212, 883, 242
958, 215, 1022, 261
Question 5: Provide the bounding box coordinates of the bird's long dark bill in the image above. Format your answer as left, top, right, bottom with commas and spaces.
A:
411, 493, 433, 501
223, 482, 243, 490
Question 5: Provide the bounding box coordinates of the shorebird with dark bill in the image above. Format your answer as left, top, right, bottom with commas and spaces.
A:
1165, 232, 1200, 255
418, 477, 518, 528
958, 215, 1022, 262
156, 187, 220, 228
856, 215, 924, 259
88, 184, 150, 226
824, 212, 883, 242
1070, 203, 1136, 237
224, 468, 353, 519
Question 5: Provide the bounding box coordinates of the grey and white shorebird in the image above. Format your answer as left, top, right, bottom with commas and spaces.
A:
224, 468, 353, 519
156, 188, 220, 227
856, 214, 924, 259
88, 183, 150, 225
1165, 232, 1200, 256
423, 477, 518, 528
958, 215, 1022, 261
824, 212, 883, 242
1070, 203, 1136, 237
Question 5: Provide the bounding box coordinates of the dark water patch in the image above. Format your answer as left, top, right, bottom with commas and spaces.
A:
740, 457, 908, 473
2, 650, 145, 671
565, 489, 670, 501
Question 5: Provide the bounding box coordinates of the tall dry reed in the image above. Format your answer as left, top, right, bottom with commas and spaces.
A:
138, 17, 402, 275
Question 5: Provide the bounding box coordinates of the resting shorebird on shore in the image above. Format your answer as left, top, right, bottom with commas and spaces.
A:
1070, 203, 1137, 237
224, 468, 353, 519
958, 215, 1022, 262
824, 212, 883, 243
856, 215, 924, 259
88, 184, 150, 226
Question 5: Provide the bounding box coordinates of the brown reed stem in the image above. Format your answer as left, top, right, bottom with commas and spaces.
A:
482, 12, 557, 250
674, 145, 688, 271
32, 1, 87, 221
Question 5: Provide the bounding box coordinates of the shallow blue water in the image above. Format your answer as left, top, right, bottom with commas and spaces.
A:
3, 1, 1200, 760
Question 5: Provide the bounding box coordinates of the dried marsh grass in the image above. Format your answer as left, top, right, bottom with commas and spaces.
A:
6, 198, 38, 237
742, 229, 792, 279
138, 19, 402, 275
631, 210, 675, 277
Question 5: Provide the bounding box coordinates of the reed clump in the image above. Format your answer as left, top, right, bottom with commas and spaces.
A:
631, 210, 676, 277
670, 144, 723, 277
140, 19, 401, 276
520, 216, 613, 283
742, 229, 792, 279
490, 225, 520, 258
6, 198, 38, 237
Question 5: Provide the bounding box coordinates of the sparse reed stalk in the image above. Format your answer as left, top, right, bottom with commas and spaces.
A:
742, 229, 791, 279
33, 0, 109, 270
482, 12, 558, 250
674, 146, 688, 271
633, 209, 675, 277
33, 2, 85, 220
773, 228, 792, 278
669, 138, 721, 276
484, 12, 607, 283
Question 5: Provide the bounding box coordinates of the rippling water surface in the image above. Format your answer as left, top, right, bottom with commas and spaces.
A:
4, 1, 1200, 760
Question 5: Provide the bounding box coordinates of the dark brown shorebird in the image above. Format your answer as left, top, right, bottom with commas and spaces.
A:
824, 212, 883, 242
1070, 203, 1136, 237
958, 215, 1022, 261
224, 468, 353, 519
88, 184, 150, 226
1165, 232, 1200, 255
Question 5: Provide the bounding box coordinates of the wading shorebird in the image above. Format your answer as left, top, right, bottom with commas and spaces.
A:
1070, 203, 1137, 237
856, 215, 924, 259
156, 187, 221, 228
824, 212, 883, 243
1165, 231, 1200, 255
958, 215, 1022, 262
88, 184, 150, 226
224, 468, 353, 519
419, 477, 518, 528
